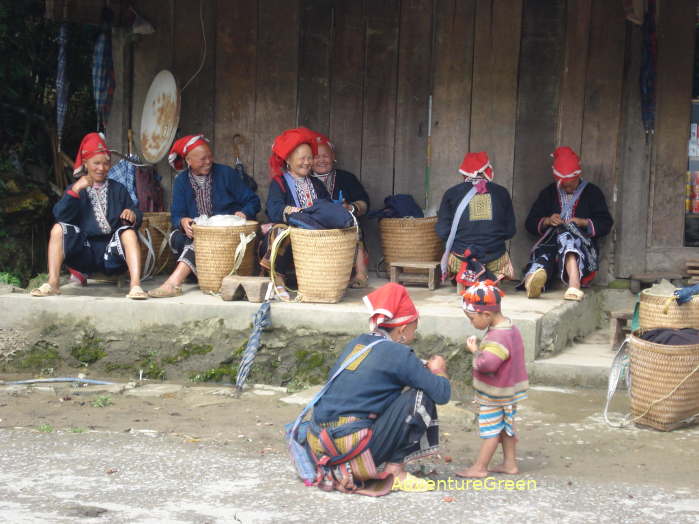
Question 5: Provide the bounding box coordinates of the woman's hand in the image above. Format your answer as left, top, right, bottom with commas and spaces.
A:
120, 209, 136, 224
544, 213, 563, 227
466, 336, 480, 354
72, 174, 94, 193
568, 217, 589, 228
427, 355, 448, 376
234, 211, 247, 219
181, 217, 194, 238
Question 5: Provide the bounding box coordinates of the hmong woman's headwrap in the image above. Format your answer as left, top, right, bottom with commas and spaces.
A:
551, 146, 582, 185
308, 129, 335, 152
73, 132, 110, 177
461, 280, 505, 313
363, 282, 419, 331
459, 152, 493, 194
269, 128, 318, 178
168, 134, 209, 171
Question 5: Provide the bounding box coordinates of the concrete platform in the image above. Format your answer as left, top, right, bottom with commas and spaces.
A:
0, 276, 607, 362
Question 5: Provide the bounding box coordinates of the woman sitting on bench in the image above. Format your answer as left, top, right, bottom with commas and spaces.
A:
31, 133, 147, 299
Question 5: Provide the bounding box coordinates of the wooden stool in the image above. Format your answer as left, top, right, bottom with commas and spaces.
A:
220, 275, 270, 302
389, 261, 440, 290
89, 273, 127, 289
609, 310, 632, 350
686, 260, 699, 285
629, 272, 684, 294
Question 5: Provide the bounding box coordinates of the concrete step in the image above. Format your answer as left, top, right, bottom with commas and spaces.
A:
529, 329, 620, 389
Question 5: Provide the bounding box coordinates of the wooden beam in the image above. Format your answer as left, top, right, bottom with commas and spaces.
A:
328, 1, 365, 177
429, 0, 476, 213
469, 0, 523, 193
510, 0, 566, 274
393, 0, 434, 206
253, 0, 301, 211
214, 0, 258, 172
556, 0, 592, 152
298, 0, 333, 135
649, 0, 696, 247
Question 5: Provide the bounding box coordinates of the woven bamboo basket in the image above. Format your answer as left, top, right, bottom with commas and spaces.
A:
639, 288, 699, 330
139, 212, 174, 276
379, 217, 443, 273
289, 226, 357, 303
192, 221, 259, 292
628, 329, 699, 431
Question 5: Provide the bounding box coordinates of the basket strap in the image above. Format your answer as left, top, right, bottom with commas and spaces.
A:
603, 337, 630, 428
137, 229, 156, 281
151, 224, 173, 275
269, 227, 300, 302
227, 231, 257, 277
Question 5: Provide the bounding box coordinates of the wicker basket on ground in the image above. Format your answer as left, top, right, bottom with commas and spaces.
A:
628, 329, 699, 431
289, 226, 357, 303
379, 217, 443, 273
192, 221, 259, 292
639, 288, 699, 330
139, 211, 174, 276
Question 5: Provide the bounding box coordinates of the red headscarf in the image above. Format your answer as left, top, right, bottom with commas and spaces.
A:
168, 134, 209, 171
551, 146, 582, 184
461, 280, 505, 313
363, 283, 419, 331
459, 152, 494, 181
73, 132, 110, 177
269, 127, 319, 190
307, 129, 335, 152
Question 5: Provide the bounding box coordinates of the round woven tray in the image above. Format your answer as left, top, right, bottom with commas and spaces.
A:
379, 217, 443, 273
192, 221, 259, 292
290, 226, 356, 303
628, 330, 699, 431
639, 288, 699, 330
139, 211, 173, 276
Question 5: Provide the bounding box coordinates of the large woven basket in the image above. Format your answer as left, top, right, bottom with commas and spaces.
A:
139, 211, 173, 276
290, 226, 356, 303
628, 330, 699, 431
639, 288, 699, 330
379, 217, 443, 271
192, 221, 259, 292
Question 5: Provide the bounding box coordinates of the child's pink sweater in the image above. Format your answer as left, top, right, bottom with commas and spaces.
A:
472, 320, 529, 403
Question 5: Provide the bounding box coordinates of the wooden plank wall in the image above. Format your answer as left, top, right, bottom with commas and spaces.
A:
127, 0, 698, 277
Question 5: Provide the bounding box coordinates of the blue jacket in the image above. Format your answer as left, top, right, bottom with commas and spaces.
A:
266, 175, 330, 224
170, 163, 261, 228
312, 333, 451, 423
53, 179, 143, 236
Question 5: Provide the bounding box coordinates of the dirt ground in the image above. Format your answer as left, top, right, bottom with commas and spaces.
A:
1, 377, 697, 491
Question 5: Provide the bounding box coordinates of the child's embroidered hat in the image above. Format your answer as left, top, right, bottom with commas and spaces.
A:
461, 280, 505, 313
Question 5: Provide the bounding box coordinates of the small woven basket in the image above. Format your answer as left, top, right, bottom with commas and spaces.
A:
628, 329, 699, 431
379, 217, 443, 272
192, 221, 259, 292
140, 211, 173, 275
289, 226, 356, 303
639, 288, 699, 330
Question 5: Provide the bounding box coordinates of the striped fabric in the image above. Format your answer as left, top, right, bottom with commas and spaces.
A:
474, 389, 528, 406
307, 416, 377, 482
478, 404, 518, 439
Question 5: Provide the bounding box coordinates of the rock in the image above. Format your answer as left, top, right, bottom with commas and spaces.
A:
251, 389, 275, 396
31, 386, 56, 395
79, 384, 129, 395
124, 384, 183, 398
252, 384, 287, 393
63, 504, 108, 518
0, 385, 29, 396
279, 385, 323, 405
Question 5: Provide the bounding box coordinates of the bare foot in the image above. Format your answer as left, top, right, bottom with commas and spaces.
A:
455, 466, 488, 478
488, 463, 519, 474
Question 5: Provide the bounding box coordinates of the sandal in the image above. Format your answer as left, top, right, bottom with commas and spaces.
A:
147, 285, 183, 298
349, 274, 369, 289
274, 285, 291, 301
30, 283, 60, 297
126, 285, 148, 300
391, 472, 435, 493
524, 268, 547, 299
564, 287, 585, 301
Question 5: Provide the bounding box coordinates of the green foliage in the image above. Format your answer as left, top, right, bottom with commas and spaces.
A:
162, 343, 213, 365
70, 427, 86, 433
70, 333, 106, 365
38, 423, 54, 433
91, 396, 112, 408
0, 272, 20, 287
190, 365, 238, 383
104, 362, 134, 373
16, 341, 60, 370
137, 351, 166, 380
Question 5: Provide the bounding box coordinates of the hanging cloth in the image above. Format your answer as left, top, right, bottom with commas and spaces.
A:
92, 8, 116, 132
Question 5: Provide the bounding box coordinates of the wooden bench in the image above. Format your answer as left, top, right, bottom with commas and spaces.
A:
629, 272, 684, 294
389, 261, 440, 291
220, 275, 270, 302
609, 310, 633, 350
686, 260, 699, 285
89, 273, 128, 289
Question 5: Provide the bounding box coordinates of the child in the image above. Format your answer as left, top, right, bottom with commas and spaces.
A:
455, 280, 529, 478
